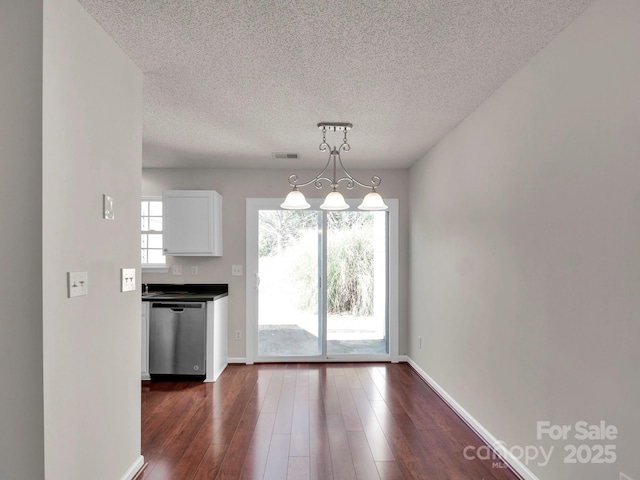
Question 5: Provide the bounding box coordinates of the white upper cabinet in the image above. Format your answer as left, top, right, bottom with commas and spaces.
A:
163, 190, 223, 256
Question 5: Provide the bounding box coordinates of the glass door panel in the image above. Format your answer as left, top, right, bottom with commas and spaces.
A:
257, 210, 321, 357
326, 211, 388, 355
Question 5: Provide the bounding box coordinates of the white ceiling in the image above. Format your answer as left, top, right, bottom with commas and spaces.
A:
78, 0, 593, 170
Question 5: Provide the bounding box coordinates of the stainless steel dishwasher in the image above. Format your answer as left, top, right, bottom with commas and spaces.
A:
149, 302, 206, 376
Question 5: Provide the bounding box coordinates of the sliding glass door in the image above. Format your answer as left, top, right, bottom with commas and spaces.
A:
257, 209, 322, 357
249, 200, 391, 361
325, 211, 388, 355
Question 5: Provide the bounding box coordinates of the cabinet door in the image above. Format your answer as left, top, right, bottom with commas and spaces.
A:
163, 190, 222, 256
141, 302, 150, 380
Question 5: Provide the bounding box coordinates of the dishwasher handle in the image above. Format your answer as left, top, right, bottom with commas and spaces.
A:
151, 303, 205, 309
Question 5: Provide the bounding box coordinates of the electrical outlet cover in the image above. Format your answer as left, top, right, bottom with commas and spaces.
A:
232, 265, 243, 276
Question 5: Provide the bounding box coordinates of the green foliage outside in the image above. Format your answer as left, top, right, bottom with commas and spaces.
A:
325, 226, 374, 316
259, 210, 375, 317
258, 210, 317, 258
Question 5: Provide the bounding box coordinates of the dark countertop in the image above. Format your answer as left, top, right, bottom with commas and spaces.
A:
142, 283, 228, 302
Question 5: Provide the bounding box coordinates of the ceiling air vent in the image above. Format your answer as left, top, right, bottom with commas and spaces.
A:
272, 152, 299, 160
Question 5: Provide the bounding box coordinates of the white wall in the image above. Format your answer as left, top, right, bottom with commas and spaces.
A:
142, 167, 410, 359
42, 0, 143, 479
409, 0, 640, 478
0, 2, 45, 478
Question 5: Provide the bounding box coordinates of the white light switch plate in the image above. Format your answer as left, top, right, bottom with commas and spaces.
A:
121, 268, 135, 292
67, 271, 88, 298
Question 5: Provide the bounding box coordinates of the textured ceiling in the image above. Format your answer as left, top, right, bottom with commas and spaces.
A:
78, 0, 593, 169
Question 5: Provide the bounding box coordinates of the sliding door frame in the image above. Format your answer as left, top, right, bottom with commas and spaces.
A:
245, 198, 399, 364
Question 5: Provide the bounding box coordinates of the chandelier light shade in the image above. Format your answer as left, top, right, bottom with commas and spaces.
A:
282, 122, 388, 211
280, 187, 311, 209
320, 190, 349, 210
358, 190, 387, 210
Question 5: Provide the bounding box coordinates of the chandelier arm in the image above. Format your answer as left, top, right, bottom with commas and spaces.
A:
369, 175, 382, 188
334, 176, 356, 190
287, 152, 334, 188
313, 177, 335, 189
334, 152, 381, 190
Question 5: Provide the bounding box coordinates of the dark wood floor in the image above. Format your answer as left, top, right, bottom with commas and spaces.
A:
139, 363, 521, 480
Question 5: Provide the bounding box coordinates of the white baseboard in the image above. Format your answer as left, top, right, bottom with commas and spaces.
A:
120, 455, 144, 480
205, 362, 229, 382
227, 357, 247, 364
405, 357, 538, 480
230, 356, 402, 364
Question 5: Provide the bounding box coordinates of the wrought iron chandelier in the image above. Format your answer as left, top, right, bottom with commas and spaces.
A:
281, 122, 388, 211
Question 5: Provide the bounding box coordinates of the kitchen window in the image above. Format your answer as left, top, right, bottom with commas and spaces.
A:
141, 198, 168, 272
